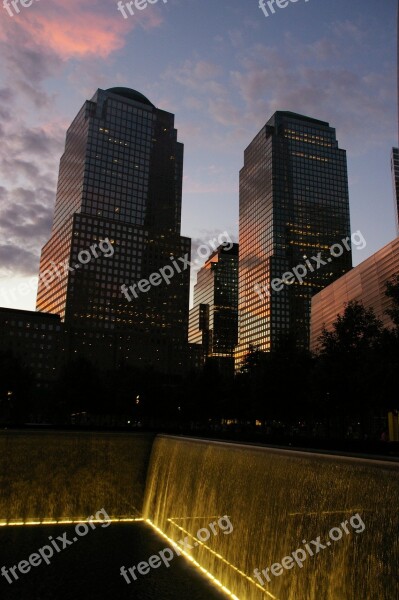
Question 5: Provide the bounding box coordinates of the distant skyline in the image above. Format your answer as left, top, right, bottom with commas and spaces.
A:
0, 0, 397, 311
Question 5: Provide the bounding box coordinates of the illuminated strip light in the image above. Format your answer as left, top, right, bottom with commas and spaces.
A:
146, 518, 242, 600
168, 518, 278, 599
288, 509, 370, 517
0, 518, 143, 527
167, 516, 224, 521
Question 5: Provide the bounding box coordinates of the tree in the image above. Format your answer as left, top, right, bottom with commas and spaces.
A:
385, 274, 399, 330
236, 338, 313, 422
314, 301, 383, 435
378, 274, 399, 411
318, 301, 383, 355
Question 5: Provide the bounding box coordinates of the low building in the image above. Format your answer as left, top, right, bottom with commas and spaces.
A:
310, 237, 399, 351
0, 305, 193, 387
0, 308, 62, 388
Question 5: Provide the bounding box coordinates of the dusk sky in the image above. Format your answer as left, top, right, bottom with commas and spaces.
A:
0, 0, 397, 310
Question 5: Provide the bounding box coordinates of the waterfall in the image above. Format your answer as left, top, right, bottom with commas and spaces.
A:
143, 435, 399, 600
0, 431, 154, 521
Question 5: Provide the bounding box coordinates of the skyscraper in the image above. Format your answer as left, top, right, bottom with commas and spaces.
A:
37, 88, 190, 372
189, 243, 238, 363
391, 2, 399, 233
391, 148, 399, 234
236, 112, 352, 366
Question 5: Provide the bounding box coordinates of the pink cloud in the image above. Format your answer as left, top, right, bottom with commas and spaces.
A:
0, 0, 164, 60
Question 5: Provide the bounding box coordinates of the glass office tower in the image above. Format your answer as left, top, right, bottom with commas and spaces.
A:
37, 88, 190, 372
390, 4, 399, 235
236, 112, 352, 366
391, 148, 399, 234
189, 243, 238, 360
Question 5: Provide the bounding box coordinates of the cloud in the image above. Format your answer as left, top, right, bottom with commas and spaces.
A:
164, 21, 394, 155
183, 175, 236, 195
331, 20, 365, 43
0, 0, 167, 117
164, 60, 225, 96
2, 43, 61, 85
0, 81, 61, 279
0, 0, 166, 282
163, 14, 396, 155
0, 90, 59, 279
208, 97, 241, 127
1, 125, 63, 164
0, 244, 41, 278
0, 185, 53, 277
1, 159, 40, 183
231, 61, 393, 151
0, 116, 64, 188
0, 0, 164, 62
67, 62, 127, 100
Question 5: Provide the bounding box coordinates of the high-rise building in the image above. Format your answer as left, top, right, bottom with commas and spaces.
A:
189, 243, 238, 363
391, 148, 399, 234
236, 112, 352, 366
36, 88, 191, 372
390, 3, 399, 234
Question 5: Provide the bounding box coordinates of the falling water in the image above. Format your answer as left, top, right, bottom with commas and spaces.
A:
0, 431, 154, 521
143, 435, 399, 600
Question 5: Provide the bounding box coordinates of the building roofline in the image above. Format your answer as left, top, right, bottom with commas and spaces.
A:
0, 307, 61, 320
268, 111, 330, 127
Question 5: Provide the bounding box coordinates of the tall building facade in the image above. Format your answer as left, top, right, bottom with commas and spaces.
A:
391, 148, 399, 234
189, 243, 238, 361
37, 88, 190, 372
391, 2, 399, 233
236, 112, 352, 366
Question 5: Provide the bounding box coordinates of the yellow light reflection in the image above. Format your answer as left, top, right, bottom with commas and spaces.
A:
146, 519, 241, 600
288, 509, 368, 517
0, 517, 143, 527
168, 518, 277, 599
147, 518, 278, 599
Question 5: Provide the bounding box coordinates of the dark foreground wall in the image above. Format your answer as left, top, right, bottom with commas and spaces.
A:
0, 431, 155, 521
0, 523, 226, 600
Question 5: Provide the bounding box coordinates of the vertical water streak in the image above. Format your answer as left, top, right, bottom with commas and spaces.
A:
143, 435, 399, 600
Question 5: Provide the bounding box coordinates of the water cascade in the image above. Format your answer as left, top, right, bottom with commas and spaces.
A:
143, 435, 399, 600
0, 431, 154, 521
